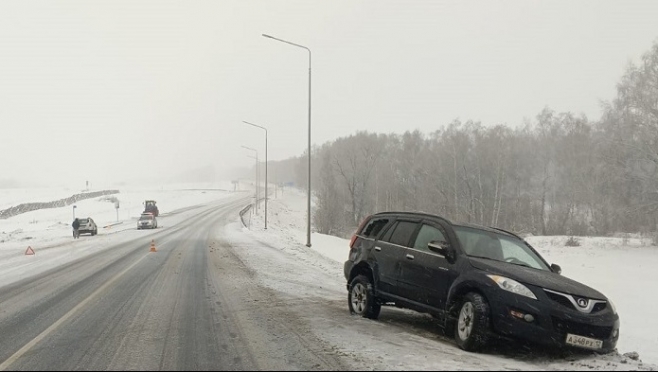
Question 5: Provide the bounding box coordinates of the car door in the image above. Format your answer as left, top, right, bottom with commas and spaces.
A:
398, 220, 457, 310
373, 219, 420, 297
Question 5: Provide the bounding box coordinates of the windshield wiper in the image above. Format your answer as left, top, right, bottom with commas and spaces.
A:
468, 255, 499, 262
469, 255, 533, 269
508, 261, 532, 268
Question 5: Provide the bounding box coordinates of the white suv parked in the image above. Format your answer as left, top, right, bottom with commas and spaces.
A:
77, 218, 98, 236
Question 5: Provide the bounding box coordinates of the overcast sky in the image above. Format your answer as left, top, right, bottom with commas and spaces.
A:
2, 0, 658, 187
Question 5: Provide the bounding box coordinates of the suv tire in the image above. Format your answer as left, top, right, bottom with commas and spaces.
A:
455, 292, 491, 352
348, 275, 381, 320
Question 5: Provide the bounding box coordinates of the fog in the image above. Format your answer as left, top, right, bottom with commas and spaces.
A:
2, 0, 658, 188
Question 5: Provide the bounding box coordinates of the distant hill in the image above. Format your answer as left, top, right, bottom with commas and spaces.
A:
118, 158, 302, 188
0, 179, 29, 189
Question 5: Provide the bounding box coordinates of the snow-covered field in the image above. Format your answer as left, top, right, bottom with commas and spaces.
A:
2, 183, 657, 369
239, 187, 658, 369
530, 235, 658, 367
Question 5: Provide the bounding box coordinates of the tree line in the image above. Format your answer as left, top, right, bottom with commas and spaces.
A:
287, 41, 658, 240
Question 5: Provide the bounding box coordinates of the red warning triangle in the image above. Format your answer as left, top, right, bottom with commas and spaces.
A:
25, 246, 35, 255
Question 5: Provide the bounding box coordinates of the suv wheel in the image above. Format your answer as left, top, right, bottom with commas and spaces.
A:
348, 275, 381, 319
455, 292, 490, 352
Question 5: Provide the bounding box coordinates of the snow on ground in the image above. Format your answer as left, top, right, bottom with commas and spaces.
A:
235, 187, 658, 370
528, 235, 658, 366
3, 183, 656, 369
0, 181, 241, 288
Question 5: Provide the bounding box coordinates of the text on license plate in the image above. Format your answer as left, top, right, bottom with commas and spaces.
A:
566, 334, 603, 350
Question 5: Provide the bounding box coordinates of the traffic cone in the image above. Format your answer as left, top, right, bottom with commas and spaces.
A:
150, 239, 157, 252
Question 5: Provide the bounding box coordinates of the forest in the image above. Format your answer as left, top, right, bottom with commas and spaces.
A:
290, 41, 658, 240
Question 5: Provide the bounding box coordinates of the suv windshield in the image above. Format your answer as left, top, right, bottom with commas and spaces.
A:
140, 215, 153, 221
454, 226, 550, 271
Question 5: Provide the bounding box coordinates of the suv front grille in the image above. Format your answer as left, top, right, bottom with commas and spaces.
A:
552, 317, 613, 339
546, 291, 575, 310
592, 302, 607, 312
544, 289, 607, 314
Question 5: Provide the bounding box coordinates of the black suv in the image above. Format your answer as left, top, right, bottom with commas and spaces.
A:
344, 212, 619, 353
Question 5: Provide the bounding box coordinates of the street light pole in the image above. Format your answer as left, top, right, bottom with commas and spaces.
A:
242, 146, 259, 213
243, 121, 268, 230
263, 33, 312, 247
246, 155, 258, 212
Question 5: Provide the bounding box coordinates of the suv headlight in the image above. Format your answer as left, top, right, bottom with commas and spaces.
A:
487, 275, 537, 300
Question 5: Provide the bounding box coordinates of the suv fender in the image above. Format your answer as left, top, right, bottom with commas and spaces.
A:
446, 273, 496, 318
348, 262, 380, 296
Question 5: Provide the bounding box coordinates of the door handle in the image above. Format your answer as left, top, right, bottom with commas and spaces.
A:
406, 254, 415, 260
374, 246, 382, 252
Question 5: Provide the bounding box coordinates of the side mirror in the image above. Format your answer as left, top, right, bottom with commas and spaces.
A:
551, 264, 562, 275
428, 240, 455, 261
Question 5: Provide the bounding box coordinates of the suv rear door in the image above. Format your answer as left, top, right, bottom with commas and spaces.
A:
399, 219, 458, 311
374, 218, 421, 297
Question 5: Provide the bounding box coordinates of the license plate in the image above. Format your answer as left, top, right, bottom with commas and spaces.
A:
565, 334, 603, 350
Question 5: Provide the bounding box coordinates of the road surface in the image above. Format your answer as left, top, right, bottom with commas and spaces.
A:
0, 195, 347, 370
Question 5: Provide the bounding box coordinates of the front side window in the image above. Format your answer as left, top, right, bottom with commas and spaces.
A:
386, 221, 418, 247
413, 224, 447, 253
454, 226, 549, 271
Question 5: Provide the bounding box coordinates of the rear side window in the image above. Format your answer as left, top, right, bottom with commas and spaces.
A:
385, 221, 418, 247
360, 218, 389, 239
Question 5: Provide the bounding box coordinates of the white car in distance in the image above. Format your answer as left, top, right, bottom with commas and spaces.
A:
137, 213, 158, 230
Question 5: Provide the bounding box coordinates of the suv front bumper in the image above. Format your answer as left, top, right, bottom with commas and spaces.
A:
484, 287, 620, 352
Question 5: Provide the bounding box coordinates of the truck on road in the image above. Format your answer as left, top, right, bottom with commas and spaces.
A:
143, 200, 159, 217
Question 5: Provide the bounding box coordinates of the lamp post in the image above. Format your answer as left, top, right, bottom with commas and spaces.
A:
242, 145, 259, 213
243, 121, 268, 229
263, 33, 312, 247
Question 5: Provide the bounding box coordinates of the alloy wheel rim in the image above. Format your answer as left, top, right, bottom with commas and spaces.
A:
458, 302, 475, 341
351, 283, 367, 314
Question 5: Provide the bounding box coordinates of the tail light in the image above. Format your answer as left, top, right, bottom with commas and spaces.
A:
349, 234, 358, 249
350, 215, 371, 249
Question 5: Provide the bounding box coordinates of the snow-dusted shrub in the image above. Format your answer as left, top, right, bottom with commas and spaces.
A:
565, 236, 581, 247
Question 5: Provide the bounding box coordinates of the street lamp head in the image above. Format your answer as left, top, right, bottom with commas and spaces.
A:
243, 120, 267, 132
262, 34, 274, 39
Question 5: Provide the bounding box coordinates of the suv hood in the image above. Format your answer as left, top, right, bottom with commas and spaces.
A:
469, 258, 606, 300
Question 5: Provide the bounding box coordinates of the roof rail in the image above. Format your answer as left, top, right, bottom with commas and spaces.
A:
373, 211, 453, 225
